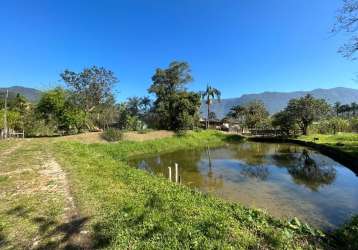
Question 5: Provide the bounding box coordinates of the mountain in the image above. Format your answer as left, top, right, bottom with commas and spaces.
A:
200, 87, 358, 119
0, 86, 42, 102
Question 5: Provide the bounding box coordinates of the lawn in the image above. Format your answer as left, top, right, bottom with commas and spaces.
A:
298, 133, 358, 158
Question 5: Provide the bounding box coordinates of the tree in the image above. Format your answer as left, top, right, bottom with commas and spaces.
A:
285, 94, 330, 135
61, 66, 118, 114
148, 61, 200, 130
171, 92, 201, 130
36, 88, 87, 133
140, 96, 151, 113
244, 101, 269, 129
36, 88, 67, 123
200, 85, 221, 129
333, 0, 358, 59
127, 97, 142, 117
334, 101, 341, 116
351, 102, 358, 116
208, 111, 217, 121
272, 110, 297, 135
226, 105, 246, 131
91, 95, 118, 129
340, 104, 351, 118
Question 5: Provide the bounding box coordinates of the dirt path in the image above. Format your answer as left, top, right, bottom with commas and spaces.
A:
32, 158, 92, 249
0, 140, 91, 249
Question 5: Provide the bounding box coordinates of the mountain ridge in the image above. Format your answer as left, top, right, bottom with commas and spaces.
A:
200, 87, 358, 118
0, 86, 42, 102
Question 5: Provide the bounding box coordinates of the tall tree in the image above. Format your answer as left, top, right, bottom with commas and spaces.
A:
351, 102, 358, 116
149, 61, 200, 130
334, 101, 341, 116
140, 96, 151, 113
127, 97, 142, 117
333, 0, 358, 59
61, 66, 118, 114
200, 85, 221, 129
244, 101, 269, 129
226, 105, 246, 131
285, 94, 330, 135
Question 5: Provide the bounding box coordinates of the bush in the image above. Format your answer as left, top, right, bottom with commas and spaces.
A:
350, 118, 358, 132
309, 117, 349, 134
102, 128, 123, 142
333, 215, 358, 250
25, 118, 57, 137
175, 129, 188, 137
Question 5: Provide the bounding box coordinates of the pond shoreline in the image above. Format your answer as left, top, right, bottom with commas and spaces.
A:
248, 136, 358, 175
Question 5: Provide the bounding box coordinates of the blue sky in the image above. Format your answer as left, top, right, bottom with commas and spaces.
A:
0, 0, 357, 101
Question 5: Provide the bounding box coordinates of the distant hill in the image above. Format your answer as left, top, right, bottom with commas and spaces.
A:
200, 87, 358, 119
0, 86, 42, 102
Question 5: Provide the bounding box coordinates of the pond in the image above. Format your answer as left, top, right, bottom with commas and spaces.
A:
129, 142, 358, 230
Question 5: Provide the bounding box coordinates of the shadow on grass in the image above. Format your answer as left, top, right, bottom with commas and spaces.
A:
5, 205, 91, 250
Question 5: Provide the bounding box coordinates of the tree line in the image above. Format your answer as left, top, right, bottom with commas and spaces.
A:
1, 60, 357, 138
0, 61, 213, 136
223, 94, 358, 136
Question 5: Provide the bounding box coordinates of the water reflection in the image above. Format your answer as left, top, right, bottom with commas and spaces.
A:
129, 142, 358, 229
287, 150, 336, 191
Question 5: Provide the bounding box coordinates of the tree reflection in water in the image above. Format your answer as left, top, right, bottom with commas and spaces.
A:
240, 165, 269, 180
288, 149, 336, 191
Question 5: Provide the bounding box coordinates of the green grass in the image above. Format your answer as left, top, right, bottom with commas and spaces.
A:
298, 132, 358, 157
53, 131, 329, 249
0, 141, 66, 249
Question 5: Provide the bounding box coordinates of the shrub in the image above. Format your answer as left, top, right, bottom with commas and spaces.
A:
309, 117, 349, 134
350, 118, 358, 132
25, 118, 57, 137
175, 129, 188, 137
333, 215, 358, 250
102, 128, 123, 142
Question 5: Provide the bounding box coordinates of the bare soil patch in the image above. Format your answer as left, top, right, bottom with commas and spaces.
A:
56, 130, 175, 143
123, 130, 174, 141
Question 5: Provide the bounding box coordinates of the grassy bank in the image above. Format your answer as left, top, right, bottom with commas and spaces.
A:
298, 133, 358, 159
53, 131, 329, 249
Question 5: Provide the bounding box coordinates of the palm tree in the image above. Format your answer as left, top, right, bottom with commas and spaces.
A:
127, 97, 142, 116
140, 96, 151, 113
334, 102, 341, 117
200, 85, 221, 129
351, 102, 358, 117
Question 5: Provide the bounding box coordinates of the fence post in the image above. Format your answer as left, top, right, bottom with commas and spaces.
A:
175, 163, 179, 183
168, 167, 172, 182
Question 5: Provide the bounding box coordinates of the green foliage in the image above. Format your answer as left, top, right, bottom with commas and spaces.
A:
60, 108, 87, 134
284, 94, 330, 135
227, 101, 269, 130
24, 117, 57, 137
332, 215, 358, 250
310, 117, 350, 134
350, 117, 358, 132
36, 88, 87, 134
272, 110, 298, 135
102, 128, 123, 142
149, 61, 201, 131
61, 66, 118, 113
244, 101, 269, 129
36, 88, 67, 122
0, 109, 22, 130
200, 84, 221, 128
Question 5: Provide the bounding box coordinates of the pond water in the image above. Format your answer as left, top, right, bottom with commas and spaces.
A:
129, 142, 358, 230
